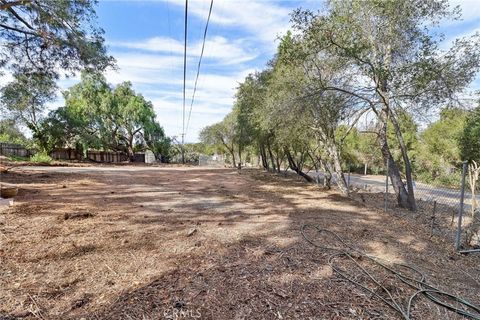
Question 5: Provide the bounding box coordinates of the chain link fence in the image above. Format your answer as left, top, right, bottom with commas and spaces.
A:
344, 161, 480, 251
198, 154, 225, 167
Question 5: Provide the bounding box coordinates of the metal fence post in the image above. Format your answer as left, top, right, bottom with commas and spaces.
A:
347, 164, 351, 189
455, 161, 468, 251
384, 160, 389, 212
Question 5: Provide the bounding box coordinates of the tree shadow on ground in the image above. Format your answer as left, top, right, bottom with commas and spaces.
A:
1, 167, 479, 320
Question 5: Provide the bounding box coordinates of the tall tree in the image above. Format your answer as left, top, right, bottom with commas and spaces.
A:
111, 82, 157, 160
41, 73, 169, 160
291, 0, 480, 210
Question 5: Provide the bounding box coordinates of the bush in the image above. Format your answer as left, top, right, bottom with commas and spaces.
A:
30, 152, 53, 164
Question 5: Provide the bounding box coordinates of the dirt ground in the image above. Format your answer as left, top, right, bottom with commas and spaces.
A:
0, 165, 479, 320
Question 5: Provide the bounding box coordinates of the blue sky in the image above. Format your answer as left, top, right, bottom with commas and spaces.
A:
57, 0, 480, 142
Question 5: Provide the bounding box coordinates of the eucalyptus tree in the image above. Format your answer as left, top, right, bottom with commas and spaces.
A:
291, 0, 480, 210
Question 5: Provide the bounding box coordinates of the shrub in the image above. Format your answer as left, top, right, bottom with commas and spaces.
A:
30, 152, 53, 164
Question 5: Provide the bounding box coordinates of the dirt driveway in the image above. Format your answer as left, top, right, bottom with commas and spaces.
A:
0, 166, 479, 319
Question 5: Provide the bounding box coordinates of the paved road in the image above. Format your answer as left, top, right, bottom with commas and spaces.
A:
311, 172, 479, 211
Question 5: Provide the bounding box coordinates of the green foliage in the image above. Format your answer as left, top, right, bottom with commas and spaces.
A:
38, 72, 170, 160
422, 108, 466, 163
143, 122, 172, 162
170, 143, 204, 164
0, 120, 27, 144
201, 0, 480, 197
200, 112, 239, 158
460, 104, 480, 163
0, 0, 114, 79
338, 127, 383, 173
413, 107, 466, 184
30, 152, 53, 164
0, 72, 57, 136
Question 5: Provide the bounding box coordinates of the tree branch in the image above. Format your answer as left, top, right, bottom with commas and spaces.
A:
0, 0, 31, 11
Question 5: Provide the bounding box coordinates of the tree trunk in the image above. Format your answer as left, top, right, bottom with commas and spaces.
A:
285, 147, 314, 182
267, 142, 277, 172
316, 130, 348, 195
230, 147, 236, 169
259, 143, 269, 170
238, 143, 242, 169
307, 150, 321, 184
378, 112, 411, 209
326, 141, 349, 195
323, 160, 333, 189
127, 135, 135, 162
275, 148, 281, 173
389, 111, 417, 211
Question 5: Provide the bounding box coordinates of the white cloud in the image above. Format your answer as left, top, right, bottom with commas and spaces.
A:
450, 0, 480, 23
109, 36, 184, 53
109, 35, 258, 65
98, 44, 255, 139
171, 0, 292, 47
103, 52, 184, 85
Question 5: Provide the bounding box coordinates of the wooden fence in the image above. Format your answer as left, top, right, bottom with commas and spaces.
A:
50, 148, 78, 160
86, 151, 129, 163
2, 144, 141, 163
0, 143, 32, 157
51, 148, 129, 163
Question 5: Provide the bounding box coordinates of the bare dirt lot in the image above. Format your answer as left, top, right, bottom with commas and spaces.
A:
1, 165, 479, 319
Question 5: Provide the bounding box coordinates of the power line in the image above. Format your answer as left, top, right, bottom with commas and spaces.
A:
181, 0, 188, 163
185, 0, 213, 139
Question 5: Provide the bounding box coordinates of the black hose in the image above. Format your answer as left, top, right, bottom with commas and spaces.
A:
301, 224, 480, 320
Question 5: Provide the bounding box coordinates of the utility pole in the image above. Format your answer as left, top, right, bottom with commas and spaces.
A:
181, 133, 185, 164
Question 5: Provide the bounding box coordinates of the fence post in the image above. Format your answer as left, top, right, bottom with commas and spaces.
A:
347, 164, 351, 189
455, 161, 468, 251
384, 159, 389, 212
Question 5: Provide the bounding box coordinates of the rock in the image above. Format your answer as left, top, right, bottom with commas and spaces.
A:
187, 228, 197, 237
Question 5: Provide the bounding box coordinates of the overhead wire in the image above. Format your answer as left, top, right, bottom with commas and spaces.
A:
179, 0, 188, 163
301, 224, 480, 320
185, 0, 214, 139
181, 0, 188, 149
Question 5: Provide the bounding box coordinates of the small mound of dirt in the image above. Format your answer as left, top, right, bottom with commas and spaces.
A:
64, 211, 95, 220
